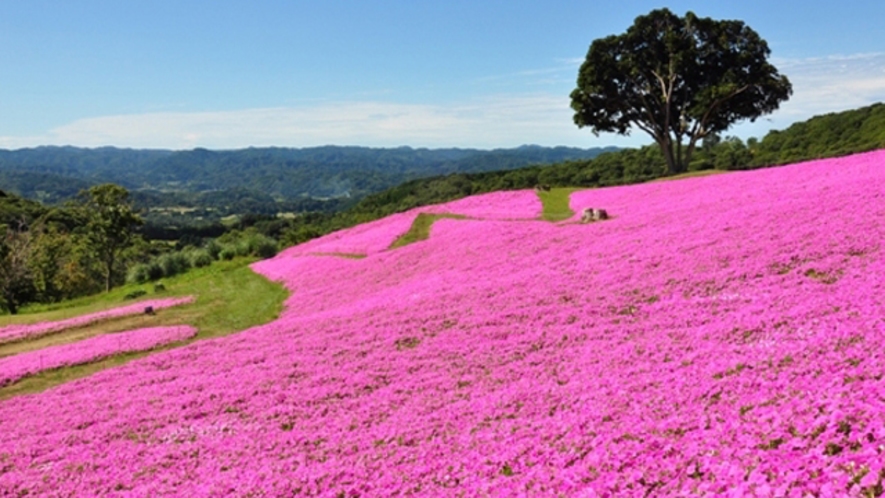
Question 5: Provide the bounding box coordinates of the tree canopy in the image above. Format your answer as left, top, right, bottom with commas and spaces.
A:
79, 184, 143, 293
570, 8, 792, 174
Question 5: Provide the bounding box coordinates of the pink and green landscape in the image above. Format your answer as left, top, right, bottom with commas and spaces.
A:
1, 150, 885, 495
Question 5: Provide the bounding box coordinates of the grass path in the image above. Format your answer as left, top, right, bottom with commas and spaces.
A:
0, 258, 287, 399
536, 187, 583, 222
388, 188, 587, 250
389, 213, 469, 249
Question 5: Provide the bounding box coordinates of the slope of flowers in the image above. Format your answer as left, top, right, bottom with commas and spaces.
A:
281, 190, 542, 258
0, 326, 197, 387
281, 211, 419, 258
419, 189, 542, 219
1, 151, 885, 496
0, 297, 195, 345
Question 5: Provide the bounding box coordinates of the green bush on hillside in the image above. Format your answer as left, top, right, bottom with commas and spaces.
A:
126, 264, 149, 284
204, 239, 223, 260
188, 249, 213, 268
218, 246, 237, 261
157, 252, 191, 278
123, 289, 148, 300
247, 234, 279, 259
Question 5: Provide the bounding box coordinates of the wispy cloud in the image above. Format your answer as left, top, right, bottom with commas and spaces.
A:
0, 95, 632, 150
734, 52, 885, 137
473, 59, 579, 90
1, 53, 882, 150
774, 52, 885, 115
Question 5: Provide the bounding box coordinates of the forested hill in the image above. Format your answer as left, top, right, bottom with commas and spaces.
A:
0, 145, 617, 205
751, 101, 885, 166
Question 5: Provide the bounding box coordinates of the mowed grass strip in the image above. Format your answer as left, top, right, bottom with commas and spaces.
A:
389, 213, 469, 249
0, 258, 288, 399
536, 187, 583, 222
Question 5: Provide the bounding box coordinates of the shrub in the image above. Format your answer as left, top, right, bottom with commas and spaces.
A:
127, 264, 151, 284
146, 261, 164, 281
235, 234, 279, 259
123, 289, 148, 300
189, 249, 213, 268
204, 239, 223, 260
252, 237, 279, 259
153, 283, 166, 293
235, 240, 253, 257
206, 234, 278, 261
157, 252, 191, 278
218, 246, 237, 261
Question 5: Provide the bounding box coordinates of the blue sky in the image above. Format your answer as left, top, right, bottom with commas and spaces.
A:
1, 0, 884, 150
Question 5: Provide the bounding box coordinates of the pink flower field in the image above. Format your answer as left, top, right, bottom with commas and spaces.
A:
1, 151, 885, 496
281, 211, 419, 258
419, 189, 542, 219
0, 326, 197, 387
0, 296, 195, 345
281, 190, 542, 257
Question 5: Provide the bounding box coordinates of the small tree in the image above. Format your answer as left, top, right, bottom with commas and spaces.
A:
570, 8, 792, 174
79, 184, 143, 293
0, 223, 36, 314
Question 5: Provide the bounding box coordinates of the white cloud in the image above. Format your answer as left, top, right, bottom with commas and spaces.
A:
0, 96, 636, 150
774, 52, 885, 116
1, 53, 882, 150
733, 52, 885, 138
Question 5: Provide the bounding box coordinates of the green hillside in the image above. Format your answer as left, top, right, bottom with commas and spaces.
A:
752, 102, 885, 165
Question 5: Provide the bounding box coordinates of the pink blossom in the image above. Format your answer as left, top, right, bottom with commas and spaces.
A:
0, 297, 195, 344
1, 151, 885, 495
278, 190, 542, 257
0, 326, 197, 387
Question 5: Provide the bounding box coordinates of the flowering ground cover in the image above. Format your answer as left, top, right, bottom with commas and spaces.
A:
0, 297, 195, 345
281, 190, 543, 258
419, 189, 542, 220
0, 326, 197, 388
282, 211, 419, 258
1, 151, 885, 495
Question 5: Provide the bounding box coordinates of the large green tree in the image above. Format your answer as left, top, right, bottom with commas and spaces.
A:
79, 184, 143, 292
570, 9, 792, 174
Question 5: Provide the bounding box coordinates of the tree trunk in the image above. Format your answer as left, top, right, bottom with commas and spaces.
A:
105, 257, 114, 293
656, 137, 679, 175
684, 134, 702, 172
3, 292, 18, 314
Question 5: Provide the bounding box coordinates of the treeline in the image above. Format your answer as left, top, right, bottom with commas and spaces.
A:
749, 102, 885, 166
0, 185, 279, 314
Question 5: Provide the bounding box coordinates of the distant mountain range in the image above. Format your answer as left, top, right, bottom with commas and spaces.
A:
0, 145, 618, 208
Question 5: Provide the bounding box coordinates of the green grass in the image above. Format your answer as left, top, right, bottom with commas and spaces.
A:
536, 187, 583, 222
389, 213, 469, 249
0, 257, 288, 399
